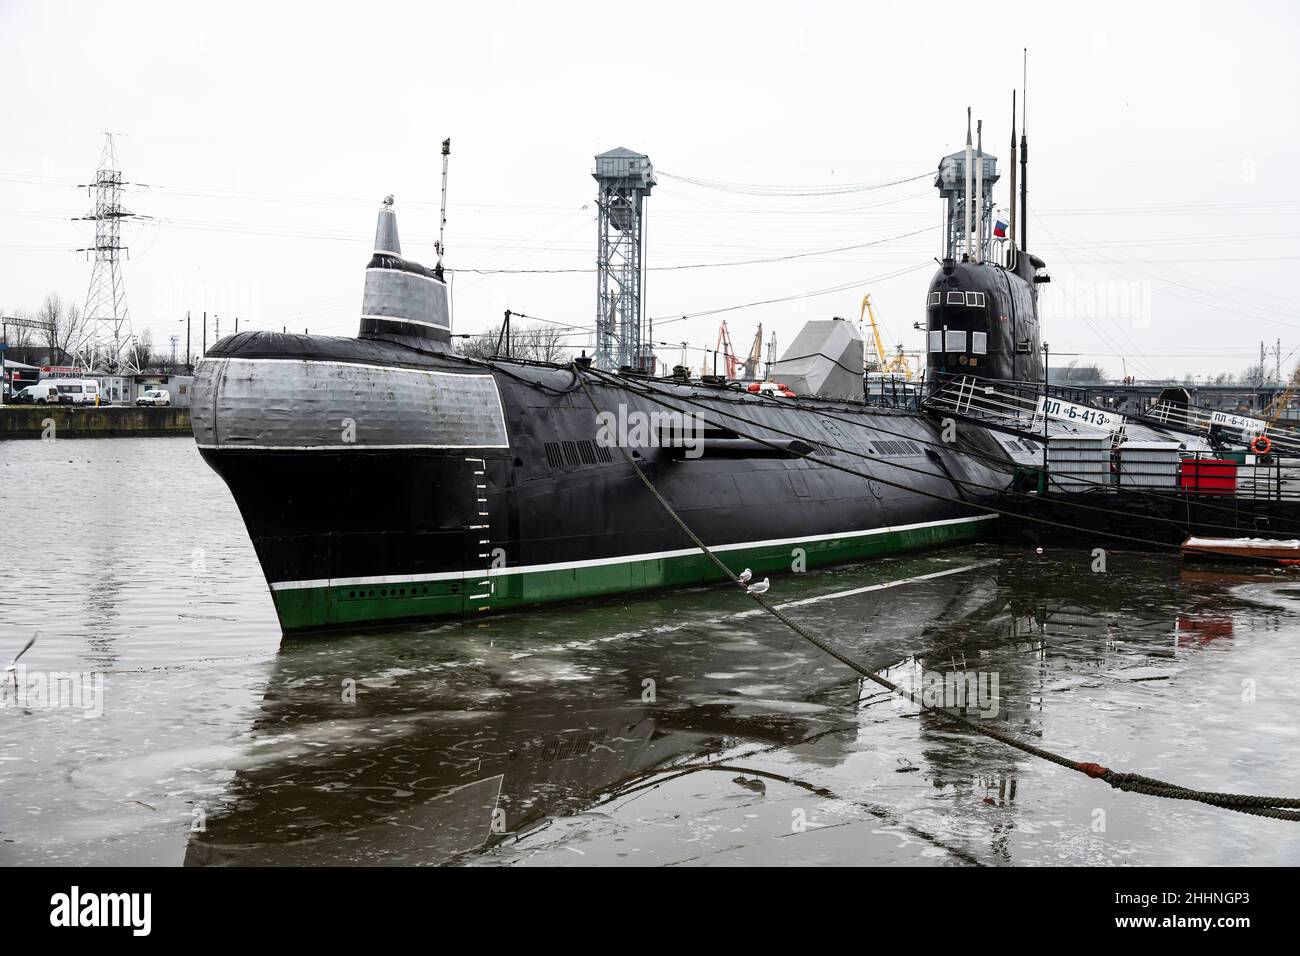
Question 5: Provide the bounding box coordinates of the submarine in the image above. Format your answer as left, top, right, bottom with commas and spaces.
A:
191, 118, 1046, 632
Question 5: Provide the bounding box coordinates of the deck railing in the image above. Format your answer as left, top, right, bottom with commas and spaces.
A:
1044, 450, 1300, 502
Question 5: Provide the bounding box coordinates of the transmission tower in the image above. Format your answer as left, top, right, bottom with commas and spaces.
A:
593, 147, 654, 370
73, 134, 141, 372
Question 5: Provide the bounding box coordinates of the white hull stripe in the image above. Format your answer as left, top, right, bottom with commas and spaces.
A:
268, 514, 997, 592
211, 357, 486, 377
198, 442, 508, 450
366, 267, 447, 286
360, 313, 449, 329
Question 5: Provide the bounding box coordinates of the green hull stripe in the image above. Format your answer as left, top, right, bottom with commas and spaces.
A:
271, 514, 994, 631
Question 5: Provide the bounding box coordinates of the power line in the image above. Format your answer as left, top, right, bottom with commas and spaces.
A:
448, 225, 939, 275
658, 169, 932, 197
652, 262, 932, 324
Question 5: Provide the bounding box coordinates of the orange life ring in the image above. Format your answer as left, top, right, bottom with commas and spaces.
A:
1251, 434, 1272, 456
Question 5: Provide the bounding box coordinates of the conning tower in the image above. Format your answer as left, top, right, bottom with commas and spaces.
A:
358, 196, 452, 351
924, 108, 1046, 384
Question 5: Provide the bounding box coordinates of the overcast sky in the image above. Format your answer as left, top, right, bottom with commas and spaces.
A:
2, 0, 1297, 380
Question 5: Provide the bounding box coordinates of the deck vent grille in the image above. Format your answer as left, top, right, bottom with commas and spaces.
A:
544, 439, 614, 470
871, 439, 923, 456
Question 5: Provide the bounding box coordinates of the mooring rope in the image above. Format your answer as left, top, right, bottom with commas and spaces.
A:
574, 368, 1300, 823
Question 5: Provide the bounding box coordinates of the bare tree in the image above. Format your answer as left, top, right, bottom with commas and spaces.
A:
134, 329, 155, 370
38, 293, 64, 359
1241, 362, 1266, 387
457, 328, 500, 360
517, 324, 570, 363
455, 322, 573, 364
37, 294, 86, 365
1, 308, 35, 349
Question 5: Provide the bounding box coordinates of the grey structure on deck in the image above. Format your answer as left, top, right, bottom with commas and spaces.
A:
593, 148, 654, 371
1047, 434, 1112, 491
1117, 441, 1182, 489
374, 196, 400, 254
769, 318, 865, 401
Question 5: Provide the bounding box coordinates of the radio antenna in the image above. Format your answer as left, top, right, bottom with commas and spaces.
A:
436, 138, 451, 276
1019, 49, 1029, 252
1009, 89, 1018, 248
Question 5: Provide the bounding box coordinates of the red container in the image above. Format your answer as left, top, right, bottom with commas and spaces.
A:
1179, 458, 1237, 495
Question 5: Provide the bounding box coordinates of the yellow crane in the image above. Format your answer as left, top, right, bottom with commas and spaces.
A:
1262, 361, 1300, 424
859, 293, 915, 380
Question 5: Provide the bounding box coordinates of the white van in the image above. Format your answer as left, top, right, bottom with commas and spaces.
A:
54, 379, 101, 405
20, 382, 65, 405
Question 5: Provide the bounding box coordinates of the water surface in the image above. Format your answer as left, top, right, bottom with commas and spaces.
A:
2, 437, 1298, 866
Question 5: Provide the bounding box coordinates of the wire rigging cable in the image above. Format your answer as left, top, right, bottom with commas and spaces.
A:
449, 225, 939, 275
658, 169, 932, 197
652, 262, 932, 325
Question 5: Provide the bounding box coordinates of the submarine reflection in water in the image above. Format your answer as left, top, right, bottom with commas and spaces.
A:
183, 553, 1251, 866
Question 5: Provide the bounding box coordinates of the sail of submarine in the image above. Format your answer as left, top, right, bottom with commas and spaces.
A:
191, 119, 1048, 633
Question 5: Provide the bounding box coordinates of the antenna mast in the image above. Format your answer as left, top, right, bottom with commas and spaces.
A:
976, 118, 984, 263
1020, 49, 1029, 252
963, 108, 973, 259
436, 138, 451, 275
1009, 90, 1017, 248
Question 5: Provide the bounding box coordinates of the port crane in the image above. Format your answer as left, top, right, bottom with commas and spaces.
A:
741, 324, 763, 380
860, 293, 915, 380
714, 320, 740, 379
1263, 360, 1300, 424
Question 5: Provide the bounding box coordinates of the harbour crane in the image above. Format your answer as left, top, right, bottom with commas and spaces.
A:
715, 320, 740, 379
860, 293, 915, 380
1263, 360, 1300, 424
741, 324, 763, 380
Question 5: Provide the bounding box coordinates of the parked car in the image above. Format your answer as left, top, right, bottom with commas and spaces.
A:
135, 388, 171, 407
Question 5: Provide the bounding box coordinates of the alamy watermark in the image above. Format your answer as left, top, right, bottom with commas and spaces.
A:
1039, 274, 1152, 329
3, 666, 104, 717
913, 669, 1000, 718
595, 405, 705, 459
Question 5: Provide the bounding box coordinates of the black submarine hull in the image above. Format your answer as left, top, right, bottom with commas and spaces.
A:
192, 332, 1013, 632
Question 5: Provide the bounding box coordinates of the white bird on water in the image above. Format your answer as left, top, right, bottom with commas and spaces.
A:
737, 568, 753, 585
5, 634, 36, 678
746, 578, 770, 595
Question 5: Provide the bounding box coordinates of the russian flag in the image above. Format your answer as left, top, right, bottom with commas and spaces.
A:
993, 216, 1008, 238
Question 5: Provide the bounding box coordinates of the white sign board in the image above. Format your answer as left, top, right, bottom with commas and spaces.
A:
1034, 396, 1124, 433
1209, 410, 1266, 436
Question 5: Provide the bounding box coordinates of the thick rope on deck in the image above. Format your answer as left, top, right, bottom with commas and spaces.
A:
575, 369, 1300, 823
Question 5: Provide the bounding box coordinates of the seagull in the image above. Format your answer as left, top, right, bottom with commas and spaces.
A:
746, 578, 770, 595
737, 568, 753, 585
4, 634, 35, 689
382, 193, 395, 207
5, 634, 35, 673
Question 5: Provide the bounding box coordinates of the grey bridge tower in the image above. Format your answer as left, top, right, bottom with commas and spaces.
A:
593, 147, 654, 370
935, 137, 1000, 263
